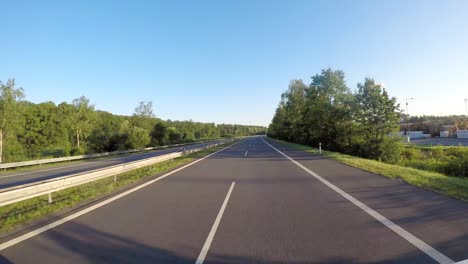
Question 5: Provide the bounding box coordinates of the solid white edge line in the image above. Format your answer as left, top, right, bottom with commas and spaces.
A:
455, 260, 468, 264
261, 137, 455, 264
0, 140, 243, 251
195, 181, 236, 264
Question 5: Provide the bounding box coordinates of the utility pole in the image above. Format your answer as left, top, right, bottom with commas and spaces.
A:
465, 98, 467, 116
405, 98, 414, 141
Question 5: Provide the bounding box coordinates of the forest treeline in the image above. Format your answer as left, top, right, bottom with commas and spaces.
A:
0, 79, 265, 163
268, 68, 402, 163
403, 115, 468, 136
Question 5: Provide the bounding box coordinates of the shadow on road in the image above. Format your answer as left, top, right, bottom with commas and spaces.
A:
1, 220, 446, 263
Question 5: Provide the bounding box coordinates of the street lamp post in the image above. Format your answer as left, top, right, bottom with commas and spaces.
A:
465, 99, 467, 116
405, 98, 414, 141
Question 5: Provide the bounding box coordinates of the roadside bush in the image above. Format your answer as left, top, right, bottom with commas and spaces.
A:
400, 146, 468, 178
444, 156, 468, 178
401, 147, 423, 160
42, 148, 68, 158
70, 147, 86, 156
379, 137, 403, 164
401, 158, 446, 173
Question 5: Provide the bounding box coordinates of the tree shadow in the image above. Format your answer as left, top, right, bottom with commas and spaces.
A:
2, 221, 195, 263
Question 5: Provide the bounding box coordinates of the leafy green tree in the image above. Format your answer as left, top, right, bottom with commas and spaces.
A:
69, 96, 95, 153
0, 79, 25, 163
355, 78, 401, 162
18, 102, 47, 158
131, 101, 157, 132
268, 70, 401, 162
88, 111, 126, 152
168, 127, 183, 144
268, 98, 287, 139
0, 78, 266, 162
117, 120, 151, 149
127, 126, 151, 149
302, 69, 354, 151
278, 80, 308, 142
151, 122, 169, 145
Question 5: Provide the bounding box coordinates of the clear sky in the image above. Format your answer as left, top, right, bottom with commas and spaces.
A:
2, 0, 468, 126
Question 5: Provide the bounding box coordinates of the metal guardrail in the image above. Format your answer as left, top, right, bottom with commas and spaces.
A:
0, 140, 216, 170
0, 142, 227, 207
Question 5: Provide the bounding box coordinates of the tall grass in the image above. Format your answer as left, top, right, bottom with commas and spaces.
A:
400, 146, 468, 178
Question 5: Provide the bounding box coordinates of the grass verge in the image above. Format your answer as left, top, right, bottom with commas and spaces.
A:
274, 139, 468, 202
0, 143, 231, 233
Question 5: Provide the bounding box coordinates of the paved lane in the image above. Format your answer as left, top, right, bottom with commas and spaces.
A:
0, 140, 224, 189
262, 137, 468, 262
0, 137, 467, 263
202, 138, 449, 263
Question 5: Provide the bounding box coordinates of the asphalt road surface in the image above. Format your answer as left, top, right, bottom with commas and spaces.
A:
0, 136, 467, 263
0, 140, 224, 189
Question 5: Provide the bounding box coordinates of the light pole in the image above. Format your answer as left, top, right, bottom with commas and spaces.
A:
405, 98, 414, 140
465, 99, 467, 116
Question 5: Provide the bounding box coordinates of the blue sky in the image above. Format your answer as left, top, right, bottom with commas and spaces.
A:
1, 0, 468, 126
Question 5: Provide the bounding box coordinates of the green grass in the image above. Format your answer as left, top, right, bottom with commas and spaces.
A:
275, 139, 468, 202
0, 143, 230, 233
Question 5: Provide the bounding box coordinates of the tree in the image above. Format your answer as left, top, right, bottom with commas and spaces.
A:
134, 101, 154, 118
69, 96, 95, 153
355, 78, 401, 162
268, 70, 402, 162
268, 99, 287, 139
0, 78, 267, 162
168, 127, 183, 144
277, 80, 308, 143
125, 126, 151, 149
302, 69, 354, 151
0, 79, 25, 163
88, 111, 126, 152
116, 120, 151, 149
17, 102, 47, 159
131, 101, 157, 132
151, 122, 169, 145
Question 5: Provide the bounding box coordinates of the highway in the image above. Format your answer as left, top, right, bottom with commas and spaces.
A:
0, 136, 467, 263
0, 140, 224, 189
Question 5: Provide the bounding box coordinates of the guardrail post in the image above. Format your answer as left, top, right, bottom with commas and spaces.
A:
114, 175, 117, 182
48, 192, 53, 203
319, 143, 322, 154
